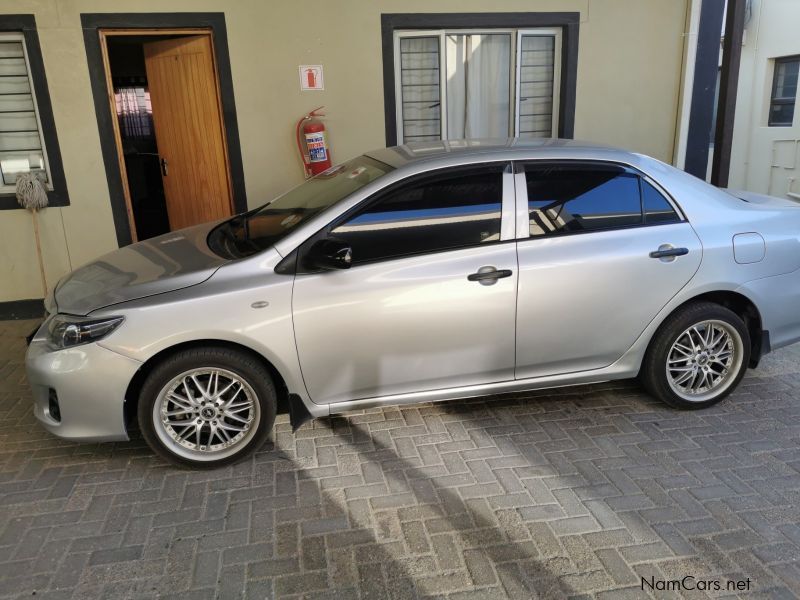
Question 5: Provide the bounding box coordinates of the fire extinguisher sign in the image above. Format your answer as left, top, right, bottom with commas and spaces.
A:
299, 65, 324, 91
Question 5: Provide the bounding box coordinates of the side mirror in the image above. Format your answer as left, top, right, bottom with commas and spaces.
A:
304, 237, 353, 271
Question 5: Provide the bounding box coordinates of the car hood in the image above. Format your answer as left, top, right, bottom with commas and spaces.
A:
53, 222, 228, 316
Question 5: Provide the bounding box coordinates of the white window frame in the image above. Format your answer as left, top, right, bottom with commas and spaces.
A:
393, 28, 561, 144
0, 31, 53, 193
514, 28, 562, 139
394, 30, 447, 144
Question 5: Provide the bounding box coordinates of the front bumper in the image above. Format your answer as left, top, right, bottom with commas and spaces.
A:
25, 332, 142, 442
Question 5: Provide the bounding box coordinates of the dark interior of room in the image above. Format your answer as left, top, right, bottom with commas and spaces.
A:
107, 37, 170, 240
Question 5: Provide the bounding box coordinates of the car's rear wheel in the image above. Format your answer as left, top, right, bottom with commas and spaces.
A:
641, 302, 750, 409
138, 347, 276, 468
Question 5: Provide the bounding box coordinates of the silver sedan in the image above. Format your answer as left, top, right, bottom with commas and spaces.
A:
25, 139, 800, 467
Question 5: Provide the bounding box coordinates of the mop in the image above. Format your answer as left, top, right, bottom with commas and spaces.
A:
15, 172, 49, 296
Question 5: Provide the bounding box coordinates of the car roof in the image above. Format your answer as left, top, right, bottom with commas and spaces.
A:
364, 138, 637, 170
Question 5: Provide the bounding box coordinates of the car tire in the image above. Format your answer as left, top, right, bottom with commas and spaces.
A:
641, 302, 750, 410
138, 347, 276, 468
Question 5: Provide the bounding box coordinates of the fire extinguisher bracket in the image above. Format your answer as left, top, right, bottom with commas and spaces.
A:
296, 107, 332, 178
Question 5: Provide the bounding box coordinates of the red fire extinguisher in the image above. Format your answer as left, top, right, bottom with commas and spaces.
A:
296, 106, 332, 178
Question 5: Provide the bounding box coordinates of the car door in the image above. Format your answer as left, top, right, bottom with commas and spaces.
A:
514, 161, 702, 379
291, 163, 518, 405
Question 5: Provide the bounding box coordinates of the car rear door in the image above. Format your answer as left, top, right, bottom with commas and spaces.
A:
291, 162, 518, 405
514, 161, 702, 379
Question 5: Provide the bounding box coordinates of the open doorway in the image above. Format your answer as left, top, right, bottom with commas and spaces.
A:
100, 30, 234, 241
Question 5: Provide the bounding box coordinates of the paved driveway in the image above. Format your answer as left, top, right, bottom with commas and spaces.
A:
1, 318, 799, 599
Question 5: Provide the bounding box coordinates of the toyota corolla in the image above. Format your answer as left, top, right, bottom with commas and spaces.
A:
25, 139, 800, 467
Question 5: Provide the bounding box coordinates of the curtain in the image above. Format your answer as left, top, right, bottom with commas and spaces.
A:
446, 34, 511, 139
114, 85, 153, 139
445, 35, 466, 139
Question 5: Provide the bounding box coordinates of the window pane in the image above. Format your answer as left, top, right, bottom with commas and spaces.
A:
525, 165, 642, 236
332, 168, 504, 264
518, 35, 556, 138
0, 36, 49, 187
0, 150, 46, 186
0, 41, 24, 58
774, 59, 799, 100
399, 37, 441, 142
769, 58, 799, 127
642, 180, 680, 224
769, 101, 795, 127
0, 112, 38, 133
0, 131, 41, 152
0, 89, 33, 111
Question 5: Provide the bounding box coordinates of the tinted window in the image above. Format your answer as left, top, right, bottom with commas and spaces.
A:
642, 180, 680, 224
525, 164, 642, 236
330, 167, 504, 264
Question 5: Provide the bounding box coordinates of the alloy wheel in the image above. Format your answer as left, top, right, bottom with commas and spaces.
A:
152, 367, 261, 461
665, 319, 744, 402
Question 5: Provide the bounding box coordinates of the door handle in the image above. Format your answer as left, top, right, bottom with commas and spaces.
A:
467, 266, 513, 285
160, 157, 168, 176
649, 246, 688, 259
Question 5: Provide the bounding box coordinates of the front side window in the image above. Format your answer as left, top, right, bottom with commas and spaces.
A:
0, 33, 51, 191
769, 56, 799, 127
395, 29, 560, 143
330, 165, 505, 264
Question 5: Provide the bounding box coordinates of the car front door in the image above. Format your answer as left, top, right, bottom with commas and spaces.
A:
514, 161, 703, 379
291, 163, 518, 405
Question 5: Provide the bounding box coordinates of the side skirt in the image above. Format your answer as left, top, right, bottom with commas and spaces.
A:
324, 365, 639, 416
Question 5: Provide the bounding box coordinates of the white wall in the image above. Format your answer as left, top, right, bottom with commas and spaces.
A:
729, 0, 800, 197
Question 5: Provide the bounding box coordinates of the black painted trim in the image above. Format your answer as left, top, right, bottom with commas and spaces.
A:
0, 298, 45, 320
0, 15, 70, 210
381, 12, 579, 146
710, 0, 746, 187
684, 0, 725, 180
80, 12, 247, 247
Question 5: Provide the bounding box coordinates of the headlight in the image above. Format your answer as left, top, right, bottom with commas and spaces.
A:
46, 314, 124, 349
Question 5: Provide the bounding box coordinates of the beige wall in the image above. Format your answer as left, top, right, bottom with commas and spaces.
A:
0, 0, 688, 303
729, 0, 800, 197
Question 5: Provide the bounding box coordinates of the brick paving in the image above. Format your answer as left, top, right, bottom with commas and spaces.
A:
1, 317, 800, 599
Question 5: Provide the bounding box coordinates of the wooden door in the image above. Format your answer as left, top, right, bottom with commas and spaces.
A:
143, 35, 233, 231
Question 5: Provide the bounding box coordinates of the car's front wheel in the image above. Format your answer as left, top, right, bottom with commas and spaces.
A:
641, 302, 750, 409
138, 347, 276, 468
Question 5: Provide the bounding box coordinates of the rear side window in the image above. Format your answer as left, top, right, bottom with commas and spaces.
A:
330, 165, 504, 264
525, 164, 642, 236
642, 180, 680, 224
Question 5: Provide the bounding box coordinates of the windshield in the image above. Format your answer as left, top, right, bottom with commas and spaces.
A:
208, 155, 393, 258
